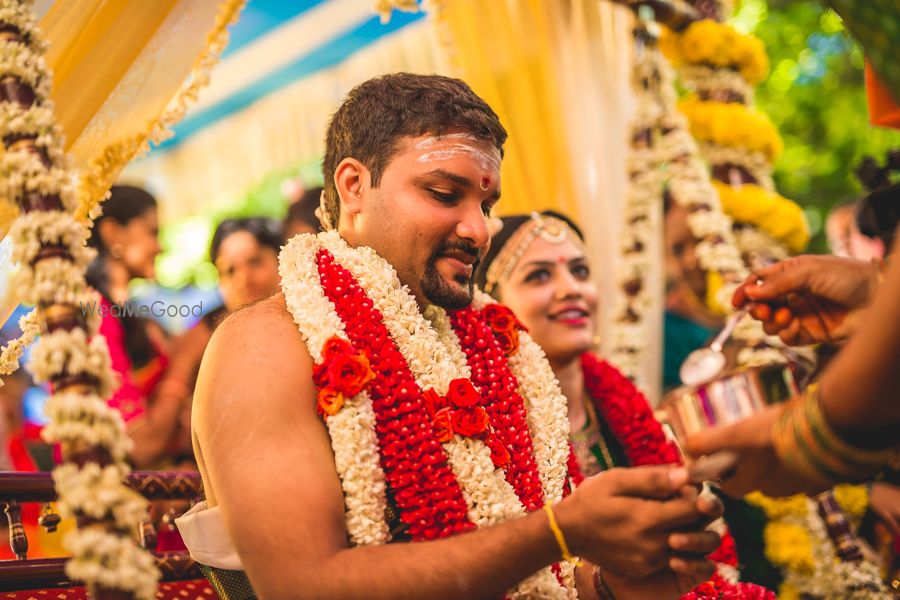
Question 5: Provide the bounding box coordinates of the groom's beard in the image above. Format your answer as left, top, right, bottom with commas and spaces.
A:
421, 241, 480, 309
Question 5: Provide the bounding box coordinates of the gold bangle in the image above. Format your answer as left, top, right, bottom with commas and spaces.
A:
543, 503, 582, 567
772, 397, 834, 488
772, 385, 899, 487
805, 385, 897, 470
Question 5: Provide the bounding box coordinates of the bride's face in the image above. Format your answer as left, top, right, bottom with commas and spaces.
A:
497, 236, 599, 364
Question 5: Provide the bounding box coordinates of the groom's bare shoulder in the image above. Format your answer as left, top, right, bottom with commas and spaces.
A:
192, 293, 347, 567
194, 292, 316, 439
206, 292, 307, 370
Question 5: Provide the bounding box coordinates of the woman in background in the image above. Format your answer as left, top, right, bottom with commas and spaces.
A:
155, 217, 283, 462
86, 185, 177, 468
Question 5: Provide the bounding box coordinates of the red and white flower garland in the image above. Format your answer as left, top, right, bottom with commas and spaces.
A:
279, 231, 575, 598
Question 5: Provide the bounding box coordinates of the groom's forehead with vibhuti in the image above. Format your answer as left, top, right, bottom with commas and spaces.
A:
320, 73, 507, 228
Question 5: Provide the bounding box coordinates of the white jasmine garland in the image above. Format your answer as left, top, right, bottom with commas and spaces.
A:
9, 210, 92, 265
608, 167, 663, 379
52, 462, 146, 528
0, 39, 51, 98
0, 102, 65, 152
733, 227, 789, 264
281, 232, 574, 598
0, 0, 44, 39
277, 232, 390, 546
679, 64, 754, 106
0, 307, 39, 377
687, 211, 735, 240
42, 391, 132, 461
28, 328, 117, 398
764, 495, 886, 599
0, 1, 157, 596
0, 151, 76, 207
65, 526, 160, 600
10, 257, 90, 307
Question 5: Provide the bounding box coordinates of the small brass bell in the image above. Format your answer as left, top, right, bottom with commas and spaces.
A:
38, 504, 61, 533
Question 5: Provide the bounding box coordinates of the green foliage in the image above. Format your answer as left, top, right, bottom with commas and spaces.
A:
734, 0, 900, 253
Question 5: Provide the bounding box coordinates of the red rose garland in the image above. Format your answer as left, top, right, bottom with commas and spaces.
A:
575, 353, 773, 600
581, 353, 681, 466
316, 249, 474, 541
448, 304, 546, 512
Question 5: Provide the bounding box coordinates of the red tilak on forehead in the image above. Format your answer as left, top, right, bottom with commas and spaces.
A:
480, 175, 491, 190
557, 256, 568, 264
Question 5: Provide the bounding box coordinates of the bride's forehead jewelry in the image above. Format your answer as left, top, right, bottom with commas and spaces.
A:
484, 212, 587, 295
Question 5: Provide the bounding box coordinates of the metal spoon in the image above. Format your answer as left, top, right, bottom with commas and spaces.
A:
679, 309, 748, 387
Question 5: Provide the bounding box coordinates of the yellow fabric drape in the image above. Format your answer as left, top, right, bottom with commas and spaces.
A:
432, 0, 577, 218
42, 0, 179, 145
40, 0, 228, 177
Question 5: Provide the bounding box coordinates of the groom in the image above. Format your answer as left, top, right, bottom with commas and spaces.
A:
186, 73, 723, 599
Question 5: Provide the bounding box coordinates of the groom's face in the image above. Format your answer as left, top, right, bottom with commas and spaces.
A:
355, 134, 501, 309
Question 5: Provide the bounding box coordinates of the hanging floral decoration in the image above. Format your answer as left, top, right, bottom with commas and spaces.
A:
608, 26, 747, 382
0, 0, 159, 597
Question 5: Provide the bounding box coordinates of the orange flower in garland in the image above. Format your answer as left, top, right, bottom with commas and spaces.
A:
422, 388, 447, 416
495, 330, 519, 356
327, 351, 376, 396
483, 304, 523, 333
432, 408, 454, 443
483, 304, 525, 356
312, 335, 376, 416
317, 388, 345, 416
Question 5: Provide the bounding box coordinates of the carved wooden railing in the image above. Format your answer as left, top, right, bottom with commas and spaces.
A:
0, 471, 204, 590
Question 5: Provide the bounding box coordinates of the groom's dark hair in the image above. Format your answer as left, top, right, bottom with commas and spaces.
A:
322, 73, 507, 227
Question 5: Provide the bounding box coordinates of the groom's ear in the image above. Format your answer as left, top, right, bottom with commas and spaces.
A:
334, 157, 370, 217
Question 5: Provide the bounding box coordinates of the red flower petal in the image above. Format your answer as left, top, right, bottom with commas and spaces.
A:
447, 378, 481, 408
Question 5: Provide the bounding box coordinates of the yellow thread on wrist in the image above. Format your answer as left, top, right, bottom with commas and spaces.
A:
544, 503, 582, 567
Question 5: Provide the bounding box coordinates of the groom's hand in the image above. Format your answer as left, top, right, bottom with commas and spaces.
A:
557, 466, 721, 580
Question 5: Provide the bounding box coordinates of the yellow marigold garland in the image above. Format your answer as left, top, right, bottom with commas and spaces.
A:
711, 181, 810, 253
660, 19, 769, 85
762, 521, 816, 573
679, 97, 783, 162
746, 487, 886, 598
832, 484, 869, 523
